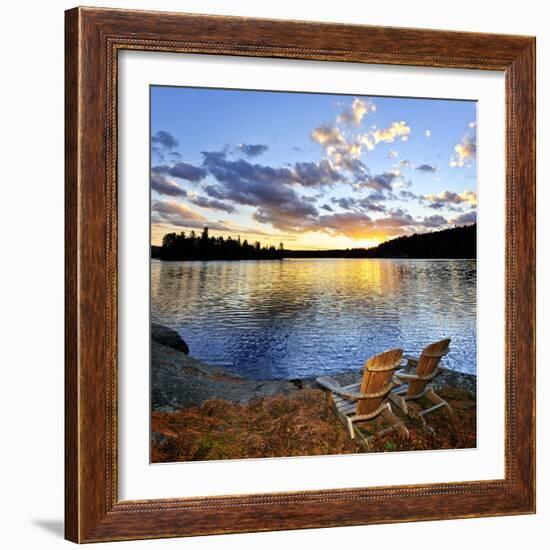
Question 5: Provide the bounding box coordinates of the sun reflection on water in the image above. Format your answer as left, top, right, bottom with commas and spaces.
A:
151, 258, 477, 380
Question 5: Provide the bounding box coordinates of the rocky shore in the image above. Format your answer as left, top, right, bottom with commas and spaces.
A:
151, 325, 476, 412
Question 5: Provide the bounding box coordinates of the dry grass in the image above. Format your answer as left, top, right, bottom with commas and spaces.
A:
151, 386, 476, 462
365, 386, 476, 453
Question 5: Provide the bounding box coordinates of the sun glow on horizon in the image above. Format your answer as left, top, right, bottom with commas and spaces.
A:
152, 223, 390, 250
150, 87, 477, 251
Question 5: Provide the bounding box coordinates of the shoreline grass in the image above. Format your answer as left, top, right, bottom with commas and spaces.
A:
151, 385, 476, 462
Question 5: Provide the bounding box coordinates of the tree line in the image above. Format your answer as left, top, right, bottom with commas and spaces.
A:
360, 223, 476, 259
154, 227, 285, 260
152, 224, 476, 261
284, 224, 476, 259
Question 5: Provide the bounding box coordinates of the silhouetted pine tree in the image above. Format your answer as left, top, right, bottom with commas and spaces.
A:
153, 224, 476, 261
157, 227, 285, 261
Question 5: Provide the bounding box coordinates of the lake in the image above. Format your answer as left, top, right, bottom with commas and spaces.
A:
151, 258, 477, 380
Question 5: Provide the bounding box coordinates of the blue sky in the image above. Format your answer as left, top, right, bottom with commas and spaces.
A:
150, 86, 477, 249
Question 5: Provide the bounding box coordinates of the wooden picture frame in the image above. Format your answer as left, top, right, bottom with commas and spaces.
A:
65, 6, 536, 543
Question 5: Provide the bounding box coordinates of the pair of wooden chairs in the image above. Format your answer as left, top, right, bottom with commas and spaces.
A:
316, 339, 452, 449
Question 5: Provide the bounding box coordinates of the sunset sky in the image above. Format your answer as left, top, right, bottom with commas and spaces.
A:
150, 86, 477, 249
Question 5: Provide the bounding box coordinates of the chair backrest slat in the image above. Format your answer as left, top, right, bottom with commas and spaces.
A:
356, 348, 403, 415
408, 338, 451, 396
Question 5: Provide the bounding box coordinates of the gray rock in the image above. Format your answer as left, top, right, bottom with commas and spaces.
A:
433, 367, 477, 395
151, 341, 300, 411
150, 341, 476, 412
151, 323, 189, 354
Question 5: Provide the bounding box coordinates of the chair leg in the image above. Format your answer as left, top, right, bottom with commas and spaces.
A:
346, 416, 355, 439
380, 404, 409, 439
425, 388, 453, 417
328, 395, 356, 439
355, 403, 410, 450
388, 390, 408, 415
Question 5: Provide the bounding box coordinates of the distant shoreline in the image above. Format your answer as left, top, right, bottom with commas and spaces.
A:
152, 223, 476, 261
152, 255, 476, 262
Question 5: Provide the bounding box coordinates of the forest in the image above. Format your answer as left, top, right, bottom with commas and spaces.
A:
152, 224, 476, 261
153, 227, 285, 260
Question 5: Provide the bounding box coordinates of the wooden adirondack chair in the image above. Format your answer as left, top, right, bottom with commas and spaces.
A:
317, 348, 409, 449
388, 338, 453, 424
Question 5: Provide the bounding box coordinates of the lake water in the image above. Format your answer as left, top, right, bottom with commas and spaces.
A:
151, 258, 477, 380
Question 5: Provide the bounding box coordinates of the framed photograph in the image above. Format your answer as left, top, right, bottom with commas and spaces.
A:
65, 7, 536, 543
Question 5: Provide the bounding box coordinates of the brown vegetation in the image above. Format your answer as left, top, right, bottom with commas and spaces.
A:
151, 386, 476, 462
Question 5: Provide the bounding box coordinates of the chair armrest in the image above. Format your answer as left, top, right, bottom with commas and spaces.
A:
392, 375, 406, 387
316, 376, 366, 399
402, 354, 420, 364
316, 376, 395, 400
394, 368, 439, 382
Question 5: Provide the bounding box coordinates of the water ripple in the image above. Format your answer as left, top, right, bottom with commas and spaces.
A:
151, 258, 477, 380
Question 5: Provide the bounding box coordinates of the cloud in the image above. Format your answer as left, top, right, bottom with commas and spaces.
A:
152, 199, 273, 237
311, 126, 366, 174
203, 150, 343, 190
152, 130, 178, 150
387, 149, 399, 159
236, 143, 269, 158
422, 189, 477, 207
311, 125, 345, 147
310, 203, 450, 240
391, 178, 411, 190
153, 162, 208, 182
151, 131, 180, 163
315, 208, 417, 240
311, 125, 369, 174
450, 211, 477, 225
373, 121, 411, 144
331, 194, 388, 214
358, 134, 375, 151
449, 134, 477, 167
202, 152, 295, 197
375, 208, 415, 227
331, 197, 357, 210
312, 118, 409, 176
366, 191, 390, 202
331, 148, 367, 174
301, 194, 320, 204
468, 121, 477, 128
316, 212, 375, 239
399, 159, 412, 168
197, 149, 411, 236
416, 163, 437, 173
152, 200, 196, 219
252, 200, 319, 233
167, 145, 445, 241
151, 199, 229, 231
167, 162, 208, 182
188, 195, 235, 213
359, 170, 401, 192
399, 190, 418, 200
361, 201, 387, 213
293, 159, 343, 186
200, 151, 320, 232
151, 173, 187, 197
337, 98, 376, 126
419, 215, 448, 228
425, 130, 431, 138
